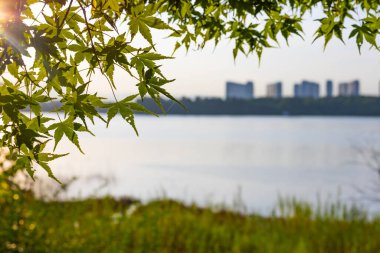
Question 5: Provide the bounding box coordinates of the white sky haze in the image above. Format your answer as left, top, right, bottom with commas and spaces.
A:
93, 13, 380, 99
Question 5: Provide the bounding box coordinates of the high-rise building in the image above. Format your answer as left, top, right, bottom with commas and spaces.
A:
338, 80, 360, 96
226, 81, 254, 100
326, 80, 333, 97
294, 84, 300, 97
294, 80, 319, 98
338, 82, 348, 96
266, 82, 282, 98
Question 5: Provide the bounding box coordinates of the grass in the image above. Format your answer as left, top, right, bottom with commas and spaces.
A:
1, 178, 380, 253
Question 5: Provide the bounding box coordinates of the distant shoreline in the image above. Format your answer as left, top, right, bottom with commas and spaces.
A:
40, 96, 380, 116
138, 96, 380, 116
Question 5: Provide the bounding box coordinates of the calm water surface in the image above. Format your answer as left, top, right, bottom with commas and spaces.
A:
45, 116, 380, 213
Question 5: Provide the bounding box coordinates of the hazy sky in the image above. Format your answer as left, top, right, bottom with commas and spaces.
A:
92, 13, 380, 99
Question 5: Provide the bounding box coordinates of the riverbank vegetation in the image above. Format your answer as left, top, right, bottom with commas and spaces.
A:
1, 177, 380, 253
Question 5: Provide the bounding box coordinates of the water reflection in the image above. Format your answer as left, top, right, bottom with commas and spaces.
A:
40, 115, 380, 213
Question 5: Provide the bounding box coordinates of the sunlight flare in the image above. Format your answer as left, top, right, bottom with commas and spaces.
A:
0, 0, 17, 22
0, 0, 18, 33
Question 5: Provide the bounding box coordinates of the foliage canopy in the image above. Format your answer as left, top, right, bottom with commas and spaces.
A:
0, 0, 379, 179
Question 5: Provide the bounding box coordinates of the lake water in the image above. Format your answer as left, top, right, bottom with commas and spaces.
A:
44, 115, 380, 214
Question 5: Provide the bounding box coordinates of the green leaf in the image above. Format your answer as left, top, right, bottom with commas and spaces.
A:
119, 105, 138, 136
53, 125, 64, 151
106, 104, 119, 127
129, 18, 139, 39
140, 17, 172, 30
121, 94, 139, 103
150, 84, 186, 110
62, 126, 84, 154
138, 53, 173, 60
39, 162, 62, 183
137, 81, 148, 99
363, 32, 377, 48
67, 44, 84, 52
128, 102, 158, 116
138, 21, 154, 46
16, 156, 35, 179
107, 0, 119, 12
7, 62, 19, 78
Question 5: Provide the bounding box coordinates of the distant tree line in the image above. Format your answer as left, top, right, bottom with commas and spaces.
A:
40, 96, 380, 116
138, 97, 380, 116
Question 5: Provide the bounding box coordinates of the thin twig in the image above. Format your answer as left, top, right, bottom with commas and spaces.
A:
57, 0, 75, 35
79, 1, 119, 103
